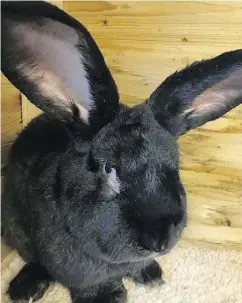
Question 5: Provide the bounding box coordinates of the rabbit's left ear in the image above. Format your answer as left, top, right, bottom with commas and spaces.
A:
147, 49, 242, 137
1, 1, 119, 132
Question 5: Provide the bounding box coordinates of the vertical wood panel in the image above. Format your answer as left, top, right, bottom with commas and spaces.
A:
1, 74, 22, 166
63, 1, 242, 105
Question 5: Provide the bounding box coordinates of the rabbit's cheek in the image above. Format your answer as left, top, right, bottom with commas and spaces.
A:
97, 203, 124, 257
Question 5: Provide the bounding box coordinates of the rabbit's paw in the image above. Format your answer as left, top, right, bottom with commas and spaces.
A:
7, 263, 52, 302
131, 260, 164, 286
71, 281, 127, 303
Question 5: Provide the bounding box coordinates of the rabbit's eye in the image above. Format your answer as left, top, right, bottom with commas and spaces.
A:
104, 162, 113, 174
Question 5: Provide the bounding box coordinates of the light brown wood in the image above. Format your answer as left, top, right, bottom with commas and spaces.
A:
1, 238, 12, 262
21, 97, 42, 128
62, 1, 242, 251
1, 74, 22, 165
179, 105, 242, 251
63, 1, 242, 105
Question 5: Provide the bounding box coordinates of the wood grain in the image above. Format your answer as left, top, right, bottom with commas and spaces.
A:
63, 1, 242, 250
1, 74, 22, 165
63, 1, 242, 105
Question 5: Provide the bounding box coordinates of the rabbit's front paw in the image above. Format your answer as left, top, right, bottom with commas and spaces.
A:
131, 260, 164, 286
71, 280, 127, 303
7, 263, 51, 302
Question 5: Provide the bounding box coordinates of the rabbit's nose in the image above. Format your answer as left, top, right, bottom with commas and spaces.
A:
140, 233, 167, 253
140, 224, 176, 253
150, 238, 167, 253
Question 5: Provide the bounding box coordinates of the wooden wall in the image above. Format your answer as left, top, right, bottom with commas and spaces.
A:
1, 1, 242, 251
1, 75, 22, 166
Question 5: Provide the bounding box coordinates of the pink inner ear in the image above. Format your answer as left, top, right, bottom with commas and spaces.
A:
191, 67, 242, 115
10, 18, 93, 123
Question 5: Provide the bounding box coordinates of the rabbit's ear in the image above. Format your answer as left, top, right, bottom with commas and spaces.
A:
1, 1, 119, 132
147, 49, 242, 137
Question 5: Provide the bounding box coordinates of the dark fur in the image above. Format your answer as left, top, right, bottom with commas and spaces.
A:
7, 263, 52, 302
1, 1, 242, 302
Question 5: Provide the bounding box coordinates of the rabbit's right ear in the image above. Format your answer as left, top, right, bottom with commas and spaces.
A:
1, 1, 119, 132
147, 49, 242, 137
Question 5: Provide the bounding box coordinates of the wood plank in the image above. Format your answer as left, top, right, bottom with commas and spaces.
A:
1, 239, 12, 262
1, 74, 22, 165
62, 1, 242, 251
63, 1, 242, 105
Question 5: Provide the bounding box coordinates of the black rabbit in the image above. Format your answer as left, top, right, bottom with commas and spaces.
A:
1, 1, 242, 302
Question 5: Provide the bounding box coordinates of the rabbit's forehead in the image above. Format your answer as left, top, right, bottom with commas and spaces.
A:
96, 126, 177, 158
94, 122, 178, 162
92, 104, 179, 164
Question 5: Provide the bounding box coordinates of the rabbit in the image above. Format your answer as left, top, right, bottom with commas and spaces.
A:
1, 1, 242, 302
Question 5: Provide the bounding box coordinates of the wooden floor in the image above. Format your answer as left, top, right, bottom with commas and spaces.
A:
1, 1, 242, 252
